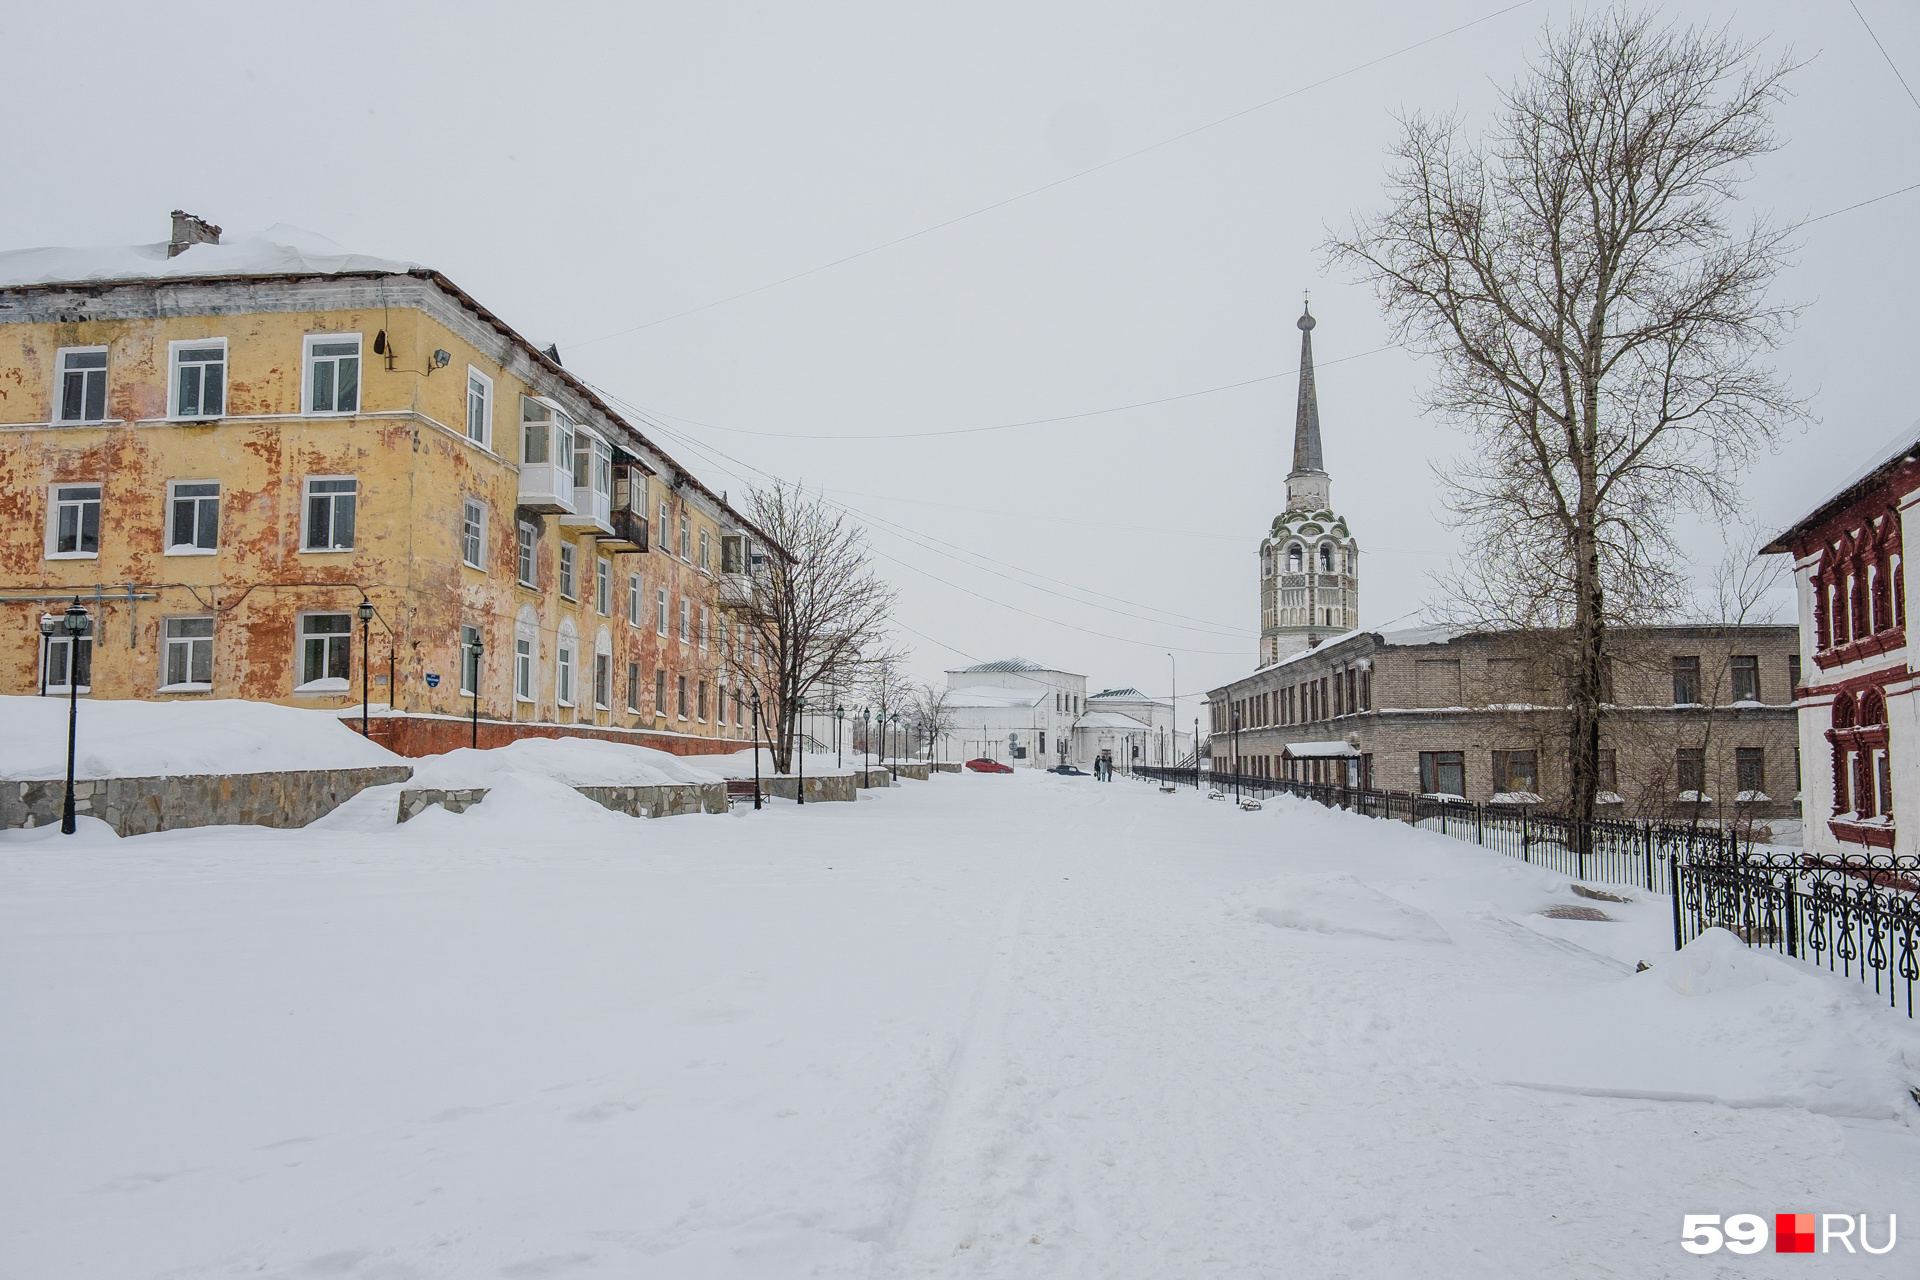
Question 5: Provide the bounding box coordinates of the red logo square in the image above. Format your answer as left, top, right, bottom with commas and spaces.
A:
1777, 1214, 1817, 1253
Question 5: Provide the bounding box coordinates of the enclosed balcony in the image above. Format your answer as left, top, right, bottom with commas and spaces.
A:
517, 398, 575, 515
561, 431, 614, 535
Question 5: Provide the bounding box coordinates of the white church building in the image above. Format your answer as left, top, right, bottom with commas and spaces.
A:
938, 658, 1189, 770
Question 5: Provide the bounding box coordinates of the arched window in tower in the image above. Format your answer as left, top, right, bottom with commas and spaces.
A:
1287, 543, 1303, 573
1319, 543, 1334, 573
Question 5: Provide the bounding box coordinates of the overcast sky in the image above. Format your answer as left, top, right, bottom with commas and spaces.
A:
8, 1, 1915, 723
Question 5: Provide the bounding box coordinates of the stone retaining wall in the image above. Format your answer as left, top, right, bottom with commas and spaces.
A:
4, 766, 415, 837
933, 762, 961, 773
395, 780, 727, 823
397, 787, 489, 822
758, 774, 857, 803
856, 769, 891, 789
891, 762, 932, 781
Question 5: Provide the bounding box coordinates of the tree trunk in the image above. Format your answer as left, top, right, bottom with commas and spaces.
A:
1568, 488, 1604, 831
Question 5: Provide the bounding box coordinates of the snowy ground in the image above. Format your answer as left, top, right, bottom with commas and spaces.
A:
4, 769, 1917, 1278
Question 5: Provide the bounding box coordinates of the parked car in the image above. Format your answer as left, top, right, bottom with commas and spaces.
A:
965, 758, 1014, 774
1048, 765, 1090, 776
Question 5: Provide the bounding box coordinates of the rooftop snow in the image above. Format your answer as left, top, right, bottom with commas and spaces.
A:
954, 657, 1060, 674
0, 224, 421, 291
1076, 710, 1152, 731
1089, 688, 1145, 700
1283, 740, 1360, 758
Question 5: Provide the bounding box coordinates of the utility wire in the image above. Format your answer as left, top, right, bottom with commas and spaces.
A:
1849, 0, 1920, 114
562, 2, 1539, 350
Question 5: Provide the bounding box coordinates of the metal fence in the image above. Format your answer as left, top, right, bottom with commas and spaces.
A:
1134, 764, 1918, 1017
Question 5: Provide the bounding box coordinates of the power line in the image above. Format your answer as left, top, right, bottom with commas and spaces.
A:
1849, 0, 1920, 114
561, 2, 1540, 351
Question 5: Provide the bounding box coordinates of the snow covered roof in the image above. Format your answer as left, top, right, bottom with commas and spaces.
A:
945, 688, 1044, 709
1089, 688, 1145, 700
1762, 414, 1920, 554
0, 224, 422, 290
1376, 624, 1461, 647
1076, 711, 1151, 731
1282, 740, 1359, 758
956, 657, 1055, 674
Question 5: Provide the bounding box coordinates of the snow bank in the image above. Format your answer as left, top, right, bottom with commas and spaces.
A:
0, 224, 419, 290
698, 748, 858, 779
1255, 874, 1451, 944
0, 696, 402, 780
405, 736, 720, 789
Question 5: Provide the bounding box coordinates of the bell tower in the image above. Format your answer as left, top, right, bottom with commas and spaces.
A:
1258, 301, 1359, 666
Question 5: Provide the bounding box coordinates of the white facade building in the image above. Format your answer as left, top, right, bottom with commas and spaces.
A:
938, 659, 1188, 770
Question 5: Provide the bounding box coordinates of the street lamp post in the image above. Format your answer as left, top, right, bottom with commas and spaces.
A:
861, 706, 872, 771
834, 705, 844, 768
796, 695, 807, 806
1194, 716, 1200, 789
59, 598, 92, 835
39, 613, 57, 696
468, 634, 484, 749
749, 690, 763, 810
1167, 653, 1176, 770
1231, 704, 1241, 802
356, 599, 375, 737
889, 713, 900, 780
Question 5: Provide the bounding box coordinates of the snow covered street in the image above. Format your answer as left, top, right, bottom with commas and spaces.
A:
5, 770, 1918, 1278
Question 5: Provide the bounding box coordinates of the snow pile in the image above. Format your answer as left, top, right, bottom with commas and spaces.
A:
698, 748, 860, 779
0, 224, 419, 290
1255, 874, 1451, 944
405, 736, 721, 790
0, 695, 402, 780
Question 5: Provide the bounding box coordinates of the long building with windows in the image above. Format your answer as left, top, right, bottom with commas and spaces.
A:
0, 213, 776, 754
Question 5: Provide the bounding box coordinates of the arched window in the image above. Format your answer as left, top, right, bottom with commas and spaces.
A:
1832, 690, 1856, 729
1860, 688, 1886, 726
1286, 543, 1303, 572
1319, 543, 1334, 573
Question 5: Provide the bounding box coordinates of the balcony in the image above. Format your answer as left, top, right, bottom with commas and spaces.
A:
561, 433, 614, 535
517, 458, 573, 514
561, 483, 613, 535
599, 507, 648, 554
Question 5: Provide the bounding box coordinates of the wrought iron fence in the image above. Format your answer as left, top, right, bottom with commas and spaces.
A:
1133, 764, 1918, 1017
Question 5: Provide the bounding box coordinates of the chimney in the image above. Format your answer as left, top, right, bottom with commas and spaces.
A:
168, 210, 222, 258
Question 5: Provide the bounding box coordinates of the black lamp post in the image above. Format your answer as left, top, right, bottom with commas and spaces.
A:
861, 706, 872, 771
889, 713, 900, 780
834, 705, 844, 768
1194, 716, 1200, 789
357, 598, 375, 737
1230, 704, 1241, 801
39, 613, 56, 697
796, 695, 807, 805
59, 598, 92, 835
468, 634, 484, 749
749, 689, 763, 809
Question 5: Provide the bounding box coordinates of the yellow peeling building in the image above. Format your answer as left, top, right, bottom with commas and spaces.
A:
0, 214, 773, 754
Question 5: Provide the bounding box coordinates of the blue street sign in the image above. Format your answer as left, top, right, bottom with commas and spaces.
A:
425, 673, 441, 688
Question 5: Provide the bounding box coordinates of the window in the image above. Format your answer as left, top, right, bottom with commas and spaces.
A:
1597, 748, 1618, 793
677, 673, 688, 719
303, 478, 357, 551
168, 481, 219, 553
171, 341, 226, 418
628, 573, 641, 626
45, 633, 92, 693
627, 662, 640, 712
298, 613, 352, 689
1671, 656, 1700, 705
515, 637, 533, 701
559, 544, 576, 600
466, 368, 492, 446
699, 528, 711, 571
49, 484, 101, 557
462, 499, 486, 569
557, 643, 575, 707
655, 667, 667, 717
679, 598, 691, 643
1419, 751, 1464, 797
680, 512, 691, 560
1676, 747, 1706, 794
718, 680, 728, 725
697, 680, 708, 721
594, 653, 611, 710
1730, 654, 1760, 703
1877, 751, 1893, 817
162, 616, 214, 690
1736, 747, 1765, 794
55, 348, 109, 423
659, 501, 671, 550
304, 336, 361, 414
1319, 543, 1334, 573
656, 586, 669, 636
1286, 543, 1303, 572
456, 624, 482, 695
699, 606, 709, 651
1788, 653, 1802, 696
517, 522, 537, 587
596, 559, 611, 615
722, 534, 745, 573
1492, 750, 1537, 796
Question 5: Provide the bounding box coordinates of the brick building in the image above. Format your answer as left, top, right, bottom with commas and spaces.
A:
1207, 624, 1801, 821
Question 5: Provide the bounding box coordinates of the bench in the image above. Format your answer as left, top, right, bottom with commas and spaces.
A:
725, 779, 759, 805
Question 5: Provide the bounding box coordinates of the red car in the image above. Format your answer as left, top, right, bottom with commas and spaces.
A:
964, 757, 1014, 774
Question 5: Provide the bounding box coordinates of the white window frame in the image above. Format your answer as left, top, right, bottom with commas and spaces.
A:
680, 512, 691, 560
594, 652, 611, 711
460, 624, 482, 696
168, 338, 228, 420
302, 334, 363, 416
53, 346, 110, 424
41, 631, 93, 695
679, 598, 691, 644
294, 611, 354, 693
559, 543, 577, 600
301, 476, 358, 553
557, 642, 576, 708
165, 479, 221, 555
160, 615, 215, 692
628, 573, 642, 627
699, 528, 710, 571
462, 498, 487, 570
657, 586, 669, 637
596, 558, 611, 616
465, 366, 493, 448
517, 521, 537, 588
699, 606, 709, 652
46, 482, 102, 559
515, 636, 534, 702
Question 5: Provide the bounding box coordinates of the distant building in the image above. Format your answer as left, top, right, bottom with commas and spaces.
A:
937, 658, 1187, 769
1207, 624, 1800, 823
1764, 424, 1918, 855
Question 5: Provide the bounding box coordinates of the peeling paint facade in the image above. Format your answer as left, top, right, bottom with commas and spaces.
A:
0, 267, 770, 751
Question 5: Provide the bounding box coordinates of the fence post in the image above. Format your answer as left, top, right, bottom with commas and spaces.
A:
1577, 820, 1587, 883
1643, 825, 1653, 893
1522, 809, 1531, 864
1785, 880, 1799, 959
1669, 854, 1684, 953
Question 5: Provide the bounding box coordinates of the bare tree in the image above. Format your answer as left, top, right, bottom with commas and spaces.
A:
906, 681, 960, 764
852, 650, 915, 765
722, 481, 897, 774
1327, 10, 1802, 824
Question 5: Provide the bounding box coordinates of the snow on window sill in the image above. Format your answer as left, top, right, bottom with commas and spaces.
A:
44, 686, 91, 696
45, 551, 99, 560
1734, 790, 1771, 804
1420, 792, 1467, 803
1596, 791, 1625, 805
299, 547, 355, 555
294, 677, 351, 694
1676, 790, 1714, 803
164, 545, 218, 557
157, 682, 213, 694
1491, 791, 1544, 805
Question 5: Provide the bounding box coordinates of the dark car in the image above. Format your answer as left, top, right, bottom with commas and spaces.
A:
965, 758, 1014, 774
1048, 765, 1090, 776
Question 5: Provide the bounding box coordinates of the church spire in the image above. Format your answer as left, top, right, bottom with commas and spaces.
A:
1285, 300, 1330, 512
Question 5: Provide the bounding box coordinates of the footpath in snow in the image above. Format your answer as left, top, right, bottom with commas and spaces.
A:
3, 768, 1916, 1278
